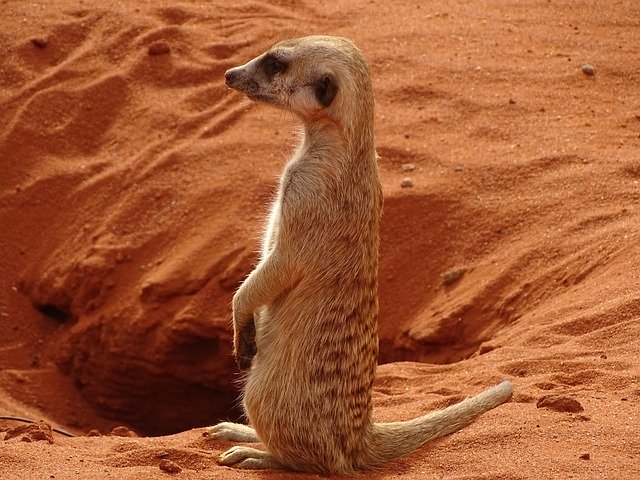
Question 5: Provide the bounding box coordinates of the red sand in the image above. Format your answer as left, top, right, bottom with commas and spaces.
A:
1, 0, 639, 478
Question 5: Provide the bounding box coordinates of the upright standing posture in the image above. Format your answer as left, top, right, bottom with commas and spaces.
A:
205, 36, 512, 474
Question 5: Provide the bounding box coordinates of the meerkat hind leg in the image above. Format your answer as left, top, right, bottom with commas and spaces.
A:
219, 445, 283, 470
205, 422, 259, 442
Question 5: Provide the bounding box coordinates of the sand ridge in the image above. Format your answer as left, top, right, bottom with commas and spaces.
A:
1, 0, 639, 478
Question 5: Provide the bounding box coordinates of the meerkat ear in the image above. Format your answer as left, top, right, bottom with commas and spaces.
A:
314, 74, 337, 107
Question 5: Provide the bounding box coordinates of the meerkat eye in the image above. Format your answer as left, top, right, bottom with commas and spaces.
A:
263, 55, 287, 77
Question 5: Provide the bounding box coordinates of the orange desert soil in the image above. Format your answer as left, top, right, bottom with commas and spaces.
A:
1, 0, 639, 478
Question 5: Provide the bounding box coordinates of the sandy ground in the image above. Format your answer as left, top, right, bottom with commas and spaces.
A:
1, 0, 639, 478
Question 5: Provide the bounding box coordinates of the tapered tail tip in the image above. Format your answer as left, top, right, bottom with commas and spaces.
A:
494, 380, 514, 401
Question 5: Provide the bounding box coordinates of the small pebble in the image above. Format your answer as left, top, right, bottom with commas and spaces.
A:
108, 426, 138, 437
509, 98, 516, 105
579, 453, 590, 460
441, 268, 466, 286
478, 343, 496, 355
159, 459, 182, 473
148, 41, 171, 56
581, 62, 595, 76
401, 163, 415, 172
400, 177, 413, 188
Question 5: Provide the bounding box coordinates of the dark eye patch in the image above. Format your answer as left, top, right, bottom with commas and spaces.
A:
262, 54, 288, 78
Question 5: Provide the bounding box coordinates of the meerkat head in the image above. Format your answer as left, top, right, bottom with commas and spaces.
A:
224, 36, 373, 128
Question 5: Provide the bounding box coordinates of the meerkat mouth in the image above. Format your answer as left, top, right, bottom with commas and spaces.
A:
244, 91, 272, 103
227, 81, 273, 104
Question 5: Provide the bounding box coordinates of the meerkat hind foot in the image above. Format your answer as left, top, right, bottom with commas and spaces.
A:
219, 445, 282, 470
204, 422, 259, 442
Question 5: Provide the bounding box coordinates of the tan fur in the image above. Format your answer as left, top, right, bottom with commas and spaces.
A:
204, 35, 513, 474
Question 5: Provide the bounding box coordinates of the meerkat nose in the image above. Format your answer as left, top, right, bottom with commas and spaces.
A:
225, 68, 240, 87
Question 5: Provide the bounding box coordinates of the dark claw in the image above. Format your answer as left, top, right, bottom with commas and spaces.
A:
235, 317, 257, 372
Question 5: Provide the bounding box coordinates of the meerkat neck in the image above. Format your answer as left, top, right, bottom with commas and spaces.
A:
303, 114, 375, 163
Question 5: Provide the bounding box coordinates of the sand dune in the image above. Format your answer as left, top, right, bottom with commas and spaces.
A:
1, 0, 639, 478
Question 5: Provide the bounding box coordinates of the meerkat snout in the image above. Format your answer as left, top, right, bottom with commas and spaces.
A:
224, 68, 239, 88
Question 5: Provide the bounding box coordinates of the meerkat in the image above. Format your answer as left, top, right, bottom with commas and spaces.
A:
204, 35, 513, 474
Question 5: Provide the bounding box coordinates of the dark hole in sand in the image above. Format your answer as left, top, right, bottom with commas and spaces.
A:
36, 304, 71, 322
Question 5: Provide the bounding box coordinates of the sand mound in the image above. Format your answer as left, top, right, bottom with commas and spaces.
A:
1, 0, 639, 478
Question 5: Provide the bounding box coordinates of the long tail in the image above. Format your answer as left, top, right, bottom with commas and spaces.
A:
361, 380, 513, 467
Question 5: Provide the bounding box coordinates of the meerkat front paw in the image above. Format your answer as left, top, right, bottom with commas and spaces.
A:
219, 446, 282, 470
204, 422, 259, 442
233, 316, 257, 371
